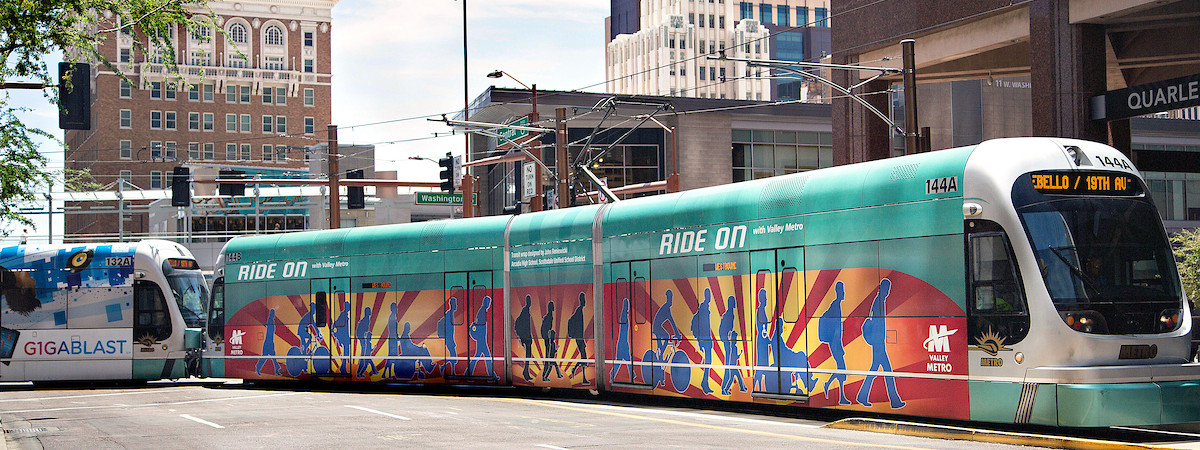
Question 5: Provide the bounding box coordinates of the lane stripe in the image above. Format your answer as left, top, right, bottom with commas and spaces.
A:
492, 397, 933, 450
346, 405, 411, 421
0, 392, 302, 414
574, 401, 819, 428
180, 414, 225, 429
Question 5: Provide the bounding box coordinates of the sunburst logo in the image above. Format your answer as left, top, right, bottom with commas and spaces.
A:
970, 328, 1012, 356
136, 334, 160, 348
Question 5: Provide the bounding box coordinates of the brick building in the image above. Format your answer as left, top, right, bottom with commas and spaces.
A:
64, 0, 338, 239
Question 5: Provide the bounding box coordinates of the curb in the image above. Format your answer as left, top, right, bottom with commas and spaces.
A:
824, 418, 1169, 450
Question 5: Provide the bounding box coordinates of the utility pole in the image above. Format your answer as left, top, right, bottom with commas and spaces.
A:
529, 84, 543, 212
328, 124, 340, 229
902, 39, 920, 154
556, 107, 569, 209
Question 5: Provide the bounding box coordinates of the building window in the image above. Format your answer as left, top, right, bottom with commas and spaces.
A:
120, 140, 132, 159
760, 4, 772, 24
203, 83, 214, 102
815, 7, 827, 26
229, 23, 247, 44
276, 145, 287, 162
304, 31, 314, 47
709, 15, 714, 28
225, 85, 236, 103
119, 79, 131, 98
263, 56, 284, 70
740, 2, 753, 19
778, 7, 788, 26
203, 112, 214, 131
240, 144, 251, 160
189, 112, 200, 131
275, 116, 286, 134
240, 85, 251, 103
119, 48, 131, 63
226, 143, 237, 160
225, 114, 236, 132
240, 114, 251, 133
119, 170, 132, 185
165, 111, 176, 130
188, 85, 199, 101
164, 83, 176, 100
150, 81, 162, 99
262, 115, 272, 133
303, 88, 315, 106
689, 13, 694, 25
303, 59, 314, 73
264, 25, 284, 46
262, 87, 273, 104
719, 16, 725, 28
150, 141, 162, 159
150, 110, 162, 129
263, 144, 274, 162
276, 89, 286, 105
164, 141, 176, 159
189, 142, 200, 160
731, 129, 832, 182
699, 14, 705, 28
796, 6, 808, 25
304, 117, 314, 134
203, 143, 214, 160
700, 66, 706, 81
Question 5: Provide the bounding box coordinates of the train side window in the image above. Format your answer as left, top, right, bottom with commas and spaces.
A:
314, 291, 328, 326
449, 285, 465, 326
616, 277, 629, 325
634, 276, 647, 325
208, 278, 224, 341
781, 266, 801, 323
757, 269, 772, 324
134, 280, 172, 342
968, 229, 1030, 342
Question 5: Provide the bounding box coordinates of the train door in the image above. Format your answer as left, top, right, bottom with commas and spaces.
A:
775, 248, 809, 396
309, 278, 349, 376
750, 250, 782, 395
467, 271, 495, 381
608, 262, 633, 385
444, 272, 467, 378
630, 261, 651, 386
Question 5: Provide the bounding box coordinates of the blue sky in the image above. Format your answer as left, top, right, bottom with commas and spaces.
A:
11, 0, 608, 239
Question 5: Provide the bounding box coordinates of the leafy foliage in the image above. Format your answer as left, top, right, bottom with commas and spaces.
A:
1171, 228, 1200, 311
0, 0, 214, 234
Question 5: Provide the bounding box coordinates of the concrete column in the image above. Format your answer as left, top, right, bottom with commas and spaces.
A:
833, 54, 893, 164
1029, 0, 1108, 142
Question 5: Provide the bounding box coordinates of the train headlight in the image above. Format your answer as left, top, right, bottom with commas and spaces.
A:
1158, 308, 1182, 332
1061, 310, 1108, 334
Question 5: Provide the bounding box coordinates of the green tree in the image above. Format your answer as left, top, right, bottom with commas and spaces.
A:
1171, 228, 1200, 311
0, 0, 213, 233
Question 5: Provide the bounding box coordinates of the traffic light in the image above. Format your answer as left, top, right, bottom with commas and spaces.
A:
58, 62, 91, 130
438, 152, 454, 192
347, 169, 364, 209
218, 169, 245, 196
171, 166, 190, 207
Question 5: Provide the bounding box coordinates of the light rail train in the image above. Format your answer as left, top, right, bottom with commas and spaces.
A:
0, 240, 206, 381
202, 137, 1200, 427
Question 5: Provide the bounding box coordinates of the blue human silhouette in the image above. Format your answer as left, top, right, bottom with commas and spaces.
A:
691, 288, 714, 395
356, 306, 376, 378
541, 301, 562, 381
469, 296, 495, 378
515, 295, 535, 381
652, 290, 680, 359
779, 315, 818, 394
437, 297, 458, 376
609, 297, 632, 383
818, 281, 851, 404
753, 288, 775, 392
397, 322, 433, 380
298, 301, 316, 352
718, 295, 745, 395
857, 279, 905, 408
380, 302, 399, 378
256, 308, 279, 376
721, 329, 746, 395
567, 293, 588, 382
331, 300, 351, 373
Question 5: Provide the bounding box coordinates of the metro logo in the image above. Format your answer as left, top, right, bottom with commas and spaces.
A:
229, 329, 246, 346
923, 325, 957, 352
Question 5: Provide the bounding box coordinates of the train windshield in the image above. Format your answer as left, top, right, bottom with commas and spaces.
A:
164, 260, 208, 328
1014, 180, 1183, 335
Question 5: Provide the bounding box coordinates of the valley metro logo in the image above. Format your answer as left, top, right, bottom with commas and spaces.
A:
229, 329, 247, 346
923, 325, 958, 352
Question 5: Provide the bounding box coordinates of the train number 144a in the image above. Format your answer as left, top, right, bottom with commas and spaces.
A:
926, 176, 959, 195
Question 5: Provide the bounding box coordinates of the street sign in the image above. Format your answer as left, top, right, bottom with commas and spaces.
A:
497, 116, 530, 142
415, 192, 477, 206
453, 155, 463, 189
522, 162, 536, 199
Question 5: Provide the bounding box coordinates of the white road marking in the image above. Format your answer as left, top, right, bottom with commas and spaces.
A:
545, 400, 820, 428
0, 392, 302, 414
0, 390, 163, 403
180, 414, 224, 429
346, 405, 411, 421
1112, 426, 1200, 438
535, 445, 567, 450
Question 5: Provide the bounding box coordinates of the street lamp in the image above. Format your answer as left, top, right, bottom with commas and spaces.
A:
407, 156, 437, 164
486, 70, 543, 212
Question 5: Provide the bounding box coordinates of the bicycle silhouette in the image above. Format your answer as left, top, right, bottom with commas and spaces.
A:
641, 334, 691, 393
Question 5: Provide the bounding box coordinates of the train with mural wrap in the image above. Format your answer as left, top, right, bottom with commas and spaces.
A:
201, 137, 1200, 427
0, 240, 207, 382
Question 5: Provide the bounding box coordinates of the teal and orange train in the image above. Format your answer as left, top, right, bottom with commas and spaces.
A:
204, 137, 1200, 427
